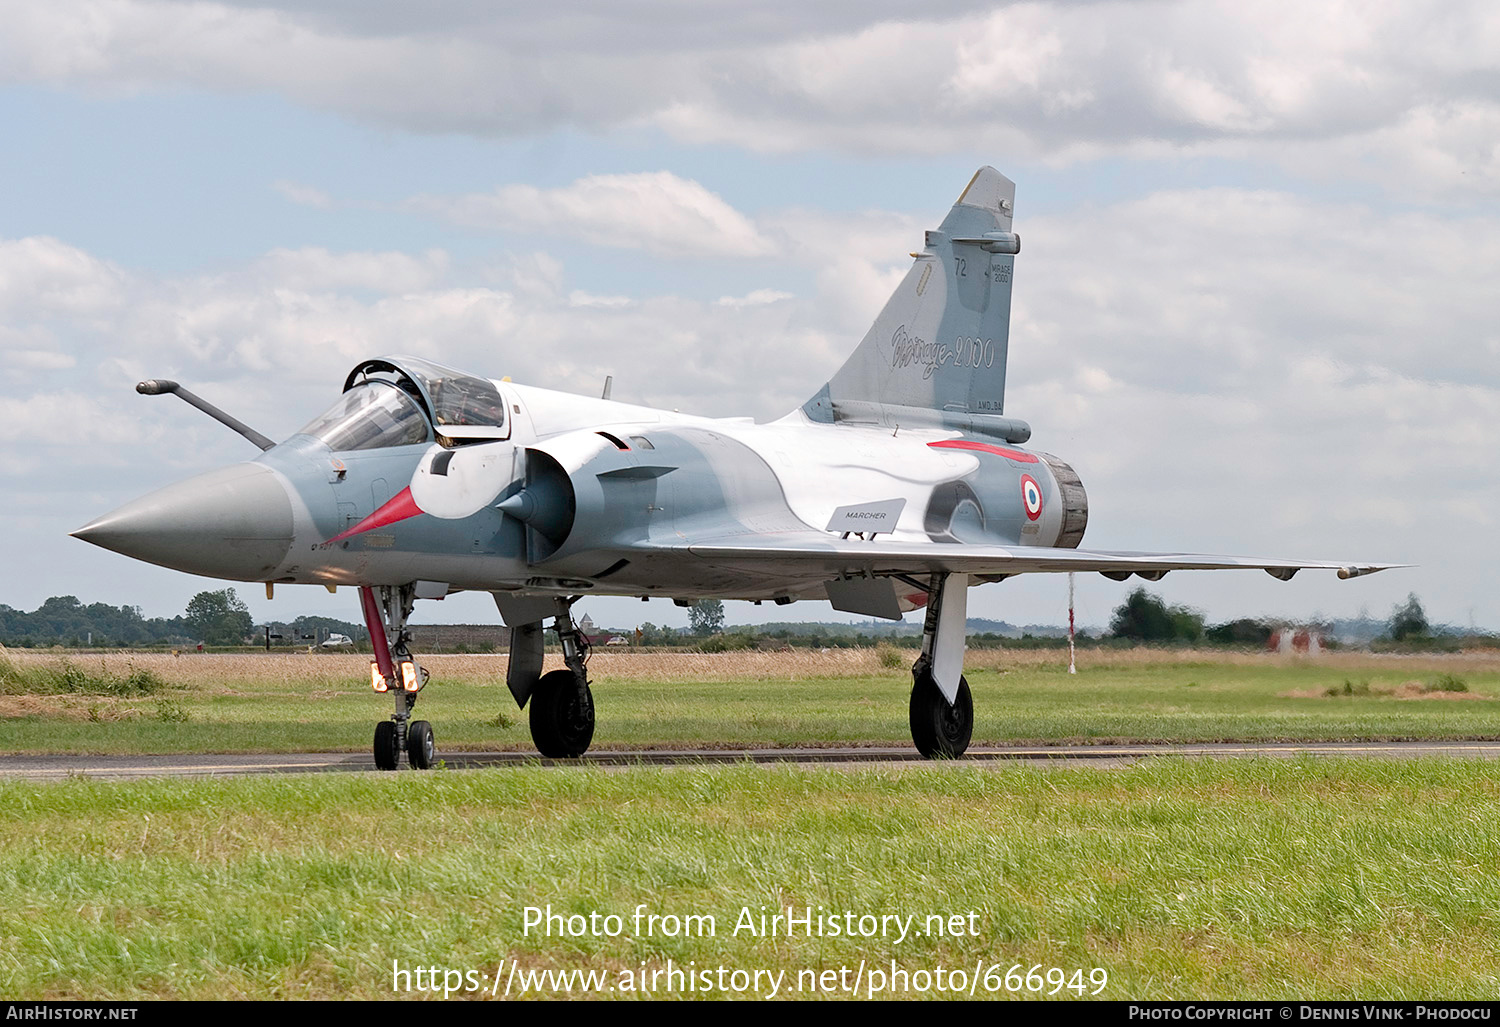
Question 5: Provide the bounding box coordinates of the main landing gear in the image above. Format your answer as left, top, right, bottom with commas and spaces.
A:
531, 601, 595, 757
360, 584, 434, 771
366, 575, 962, 764
503, 597, 596, 758
907, 573, 974, 759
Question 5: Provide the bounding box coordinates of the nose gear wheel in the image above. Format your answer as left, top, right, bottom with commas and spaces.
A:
360, 584, 437, 770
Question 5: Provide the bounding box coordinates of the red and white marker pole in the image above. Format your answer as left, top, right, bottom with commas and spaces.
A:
1068, 572, 1077, 675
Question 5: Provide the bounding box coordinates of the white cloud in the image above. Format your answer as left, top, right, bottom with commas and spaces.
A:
646, 3, 1500, 199
271, 179, 333, 209
408, 172, 774, 258
3, 175, 1495, 623
0, 236, 126, 317
1011, 187, 1500, 394
5, 2, 1494, 628
3, 2, 1498, 199
10, 350, 76, 370
715, 289, 793, 308
252, 247, 448, 293
4, 188, 1490, 437
569, 291, 635, 309
0, 390, 150, 446
993, 184, 1499, 625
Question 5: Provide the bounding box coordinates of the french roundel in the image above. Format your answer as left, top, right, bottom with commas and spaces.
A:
1020, 474, 1043, 521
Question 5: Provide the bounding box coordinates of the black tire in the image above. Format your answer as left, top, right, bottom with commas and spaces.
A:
909, 671, 973, 759
530, 668, 595, 758
373, 720, 401, 771
407, 720, 435, 770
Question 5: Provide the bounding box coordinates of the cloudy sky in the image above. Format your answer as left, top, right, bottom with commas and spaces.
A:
3, 0, 1496, 634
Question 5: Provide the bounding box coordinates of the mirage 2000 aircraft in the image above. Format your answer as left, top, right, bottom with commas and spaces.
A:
74, 167, 1394, 768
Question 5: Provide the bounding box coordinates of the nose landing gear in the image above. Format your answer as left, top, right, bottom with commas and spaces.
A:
406, 718, 436, 769
360, 584, 434, 770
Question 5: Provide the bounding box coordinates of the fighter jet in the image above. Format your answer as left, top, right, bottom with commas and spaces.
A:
73, 167, 1394, 767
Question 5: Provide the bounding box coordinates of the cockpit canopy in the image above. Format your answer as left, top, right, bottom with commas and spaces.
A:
295, 355, 510, 452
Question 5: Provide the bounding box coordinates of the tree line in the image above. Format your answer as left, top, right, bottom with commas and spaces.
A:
0, 588, 1469, 650
1106, 588, 1447, 645
0, 591, 364, 648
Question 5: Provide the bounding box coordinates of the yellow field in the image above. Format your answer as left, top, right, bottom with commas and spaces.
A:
9, 643, 1500, 688
6, 644, 1500, 754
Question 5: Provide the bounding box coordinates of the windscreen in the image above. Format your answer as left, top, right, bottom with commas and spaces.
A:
296, 382, 430, 451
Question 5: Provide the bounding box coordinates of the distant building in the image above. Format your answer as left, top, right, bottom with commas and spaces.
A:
576, 613, 618, 646
398, 615, 626, 652
405, 624, 511, 652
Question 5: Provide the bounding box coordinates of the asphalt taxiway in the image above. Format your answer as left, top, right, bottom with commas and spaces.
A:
6, 740, 1500, 781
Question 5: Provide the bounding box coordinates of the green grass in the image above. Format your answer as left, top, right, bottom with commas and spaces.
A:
0, 647, 164, 698
3, 649, 1500, 754
4, 759, 1500, 999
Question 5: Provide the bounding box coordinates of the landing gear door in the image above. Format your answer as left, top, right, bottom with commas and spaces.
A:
507, 621, 545, 709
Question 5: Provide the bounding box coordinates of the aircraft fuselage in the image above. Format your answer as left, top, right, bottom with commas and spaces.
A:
111, 378, 1085, 610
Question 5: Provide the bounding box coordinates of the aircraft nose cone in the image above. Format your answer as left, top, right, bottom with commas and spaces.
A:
73, 463, 294, 580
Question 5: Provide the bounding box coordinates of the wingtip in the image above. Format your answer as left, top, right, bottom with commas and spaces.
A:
1337, 564, 1405, 580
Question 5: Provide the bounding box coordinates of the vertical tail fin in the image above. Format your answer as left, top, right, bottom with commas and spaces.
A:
802, 167, 1028, 442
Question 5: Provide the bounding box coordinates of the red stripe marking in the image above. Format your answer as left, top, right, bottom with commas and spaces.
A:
927, 439, 1039, 463
326, 486, 424, 544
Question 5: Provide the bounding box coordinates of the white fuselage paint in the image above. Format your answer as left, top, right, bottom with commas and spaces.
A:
503, 380, 1063, 552
263, 376, 1068, 602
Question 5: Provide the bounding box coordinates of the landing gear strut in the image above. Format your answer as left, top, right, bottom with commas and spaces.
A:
908, 573, 974, 759
530, 599, 596, 758
359, 584, 433, 770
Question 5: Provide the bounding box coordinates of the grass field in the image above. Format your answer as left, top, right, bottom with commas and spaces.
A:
5, 758, 1500, 1000
4, 646, 1500, 754
7, 648, 1500, 1000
